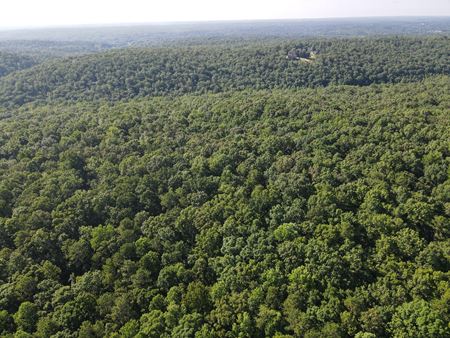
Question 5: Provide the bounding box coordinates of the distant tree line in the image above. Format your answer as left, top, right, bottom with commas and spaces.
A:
0, 36, 448, 107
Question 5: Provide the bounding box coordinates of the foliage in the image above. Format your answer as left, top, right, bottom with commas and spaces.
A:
0, 52, 37, 78
0, 36, 448, 107
0, 75, 448, 336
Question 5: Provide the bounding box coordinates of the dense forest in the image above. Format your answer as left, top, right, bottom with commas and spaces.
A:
0, 18, 449, 338
0, 77, 449, 337
0, 36, 448, 107
0, 52, 38, 78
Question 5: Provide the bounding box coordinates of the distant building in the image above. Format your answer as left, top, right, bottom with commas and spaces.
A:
286, 48, 316, 60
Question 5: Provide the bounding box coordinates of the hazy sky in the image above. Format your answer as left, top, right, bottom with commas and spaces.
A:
0, 0, 449, 28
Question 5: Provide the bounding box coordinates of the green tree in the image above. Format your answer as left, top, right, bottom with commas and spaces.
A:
14, 302, 38, 333
389, 299, 449, 338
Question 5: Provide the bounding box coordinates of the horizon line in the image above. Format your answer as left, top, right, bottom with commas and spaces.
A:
0, 15, 449, 32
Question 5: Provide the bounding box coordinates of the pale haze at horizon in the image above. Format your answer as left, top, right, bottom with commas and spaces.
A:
0, 0, 449, 29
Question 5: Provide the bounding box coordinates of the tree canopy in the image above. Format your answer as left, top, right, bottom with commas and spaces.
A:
0, 74, 448, 336
0, 36, 448, 107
